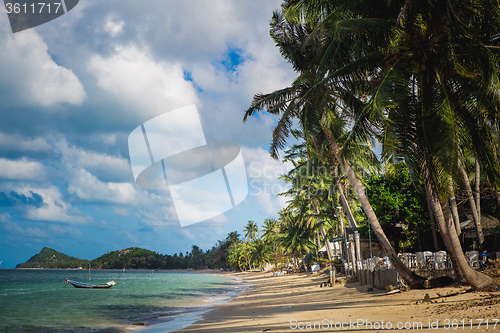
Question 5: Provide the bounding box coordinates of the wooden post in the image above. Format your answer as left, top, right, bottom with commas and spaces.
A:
349, 234, 357, 275
330, 267, 336, 286
354, 231, 361, 268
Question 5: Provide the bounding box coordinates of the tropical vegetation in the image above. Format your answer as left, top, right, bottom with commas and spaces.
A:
242, 0, 500, 290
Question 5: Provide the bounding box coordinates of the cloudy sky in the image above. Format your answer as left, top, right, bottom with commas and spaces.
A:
0, 0, 297, 268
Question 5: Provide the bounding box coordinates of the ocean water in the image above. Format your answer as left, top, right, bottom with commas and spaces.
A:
0, 269, 240, 333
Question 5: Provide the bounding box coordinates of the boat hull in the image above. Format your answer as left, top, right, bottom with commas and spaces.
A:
66, 279, 112, 289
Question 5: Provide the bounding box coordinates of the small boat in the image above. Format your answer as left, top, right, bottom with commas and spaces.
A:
66, 278, 116, 289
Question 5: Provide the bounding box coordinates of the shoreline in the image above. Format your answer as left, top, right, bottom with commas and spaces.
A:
6, 268, 499, 332
135, 272, 249, 333
0, 268, 245, 333
165, 271, 500, 333
11, 267, 235, 272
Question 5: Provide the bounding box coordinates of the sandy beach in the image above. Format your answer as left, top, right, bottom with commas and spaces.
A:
172, 271, 500, 333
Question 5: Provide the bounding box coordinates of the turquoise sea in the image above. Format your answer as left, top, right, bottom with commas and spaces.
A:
0, 269, 241, 333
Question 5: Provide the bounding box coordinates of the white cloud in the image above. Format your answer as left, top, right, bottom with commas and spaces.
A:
0, 132, 53, 152
100, 134, 118, 146
178, 228, 198, 240
88, 45, 200, 119
0, 0, 300, 258
12, 186, 93, 224
137, 206, 179, 228
68, 168, 137, 204
103, 15, 125, 37
0, 17, 86, 107
57, 138, 132, 181
114, 229, 138, 243
242, 147, 292, 215
0, 158, 47, 180
0, 213, 84, 240
0, 213, 47, 238
113, 207, 129, 217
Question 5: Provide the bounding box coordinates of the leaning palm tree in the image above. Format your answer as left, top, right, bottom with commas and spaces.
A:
334, 0, 500, 288
459, 158, 485, 250
285, 0, 500, 290
244, 9, 425, 288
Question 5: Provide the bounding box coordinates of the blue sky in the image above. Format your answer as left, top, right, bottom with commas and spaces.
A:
0, 0, 297, 268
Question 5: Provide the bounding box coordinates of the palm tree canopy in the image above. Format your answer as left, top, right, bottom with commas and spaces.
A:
243, 220, 259, 242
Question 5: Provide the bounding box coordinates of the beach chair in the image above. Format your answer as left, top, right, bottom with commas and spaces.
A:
423, 251, 434, 269
434, 251, 446, 269
409, 253, 417, 268
416, 252, 424, 269
356, 261, 363, 271
401, 253, 408, 266
383, 256, 392, 268
402, 253, 416, 268
465, 251, 479, 268
311, 263, 320, 274
373, 257, 383, 269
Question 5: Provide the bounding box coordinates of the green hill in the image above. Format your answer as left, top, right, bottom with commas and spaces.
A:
16, 247, 89, 269
16, 243, 230, 270
91, 247, 165, 269
16, 247, 166, 269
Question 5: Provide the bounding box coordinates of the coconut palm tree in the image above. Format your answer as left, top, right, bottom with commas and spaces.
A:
459, 160, 485, 250
278, 144, 339, 262
285, 0, 500, 290
226, 231, 241, 245
244, 9, 425, 288
324, 0, 500, 288
250, 239, 271, 270
278, 211, 317, 271
243, 220, 259, 242
262, 218, 279, 244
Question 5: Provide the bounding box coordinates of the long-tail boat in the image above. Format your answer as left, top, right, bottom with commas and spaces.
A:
66, 278, 116, 289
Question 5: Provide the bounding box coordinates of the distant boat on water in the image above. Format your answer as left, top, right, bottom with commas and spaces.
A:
66, 278, 116, 289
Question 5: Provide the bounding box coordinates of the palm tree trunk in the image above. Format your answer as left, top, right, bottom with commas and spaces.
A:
354, 231, 361, 262
497, 192, 500, 213
459, 163, 484, 250
323, 128, 425, 288
440, 198, 464, 282
424, 188, 440, 251
334, 166, 358, 228
475, 158, 481, 219
497, 143, 500, 213
421, 161, 495, 290
349, 235, 357, 274
312, 199, 334, 262
315, 232, 320, 260
448, 180, 461, 236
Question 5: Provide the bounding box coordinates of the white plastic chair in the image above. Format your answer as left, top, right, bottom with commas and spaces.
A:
423, 251, 434, 269
402, 253, 417, 268
416, 252, 424, 269
434, 251, 446, 269
466, 251, 479, 268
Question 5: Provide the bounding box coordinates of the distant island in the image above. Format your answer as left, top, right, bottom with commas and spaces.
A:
16, 242, 232, 270
16, 247, 89, 269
